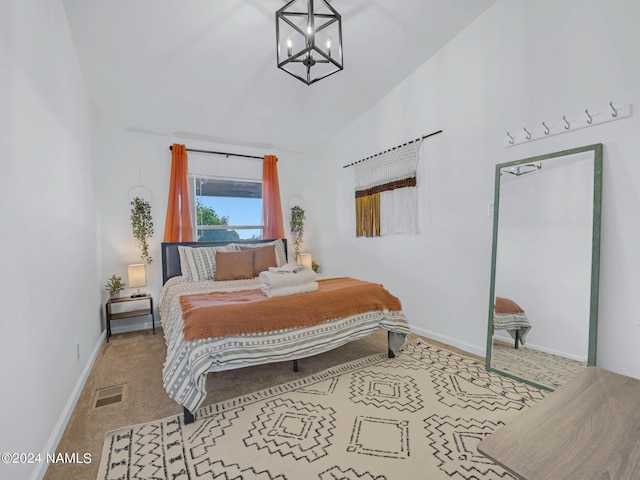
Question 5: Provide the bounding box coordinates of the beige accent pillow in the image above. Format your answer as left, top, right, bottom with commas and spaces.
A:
214, 250, 255, 281
228, 240, 287, 266
240, 244, 277, 276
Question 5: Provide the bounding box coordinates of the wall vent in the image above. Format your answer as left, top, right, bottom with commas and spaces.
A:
94, 384, 125, 408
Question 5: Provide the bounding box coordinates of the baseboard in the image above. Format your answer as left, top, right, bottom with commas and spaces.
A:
412, 326, 486, 359
493, 332, 586, 362
30, 330, 106, 480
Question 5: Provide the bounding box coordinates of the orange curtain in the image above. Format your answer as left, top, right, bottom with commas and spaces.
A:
262, 155, 285, 239
163, 144, 194, 242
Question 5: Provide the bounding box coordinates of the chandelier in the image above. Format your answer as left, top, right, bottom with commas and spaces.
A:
275, 0, 344, 85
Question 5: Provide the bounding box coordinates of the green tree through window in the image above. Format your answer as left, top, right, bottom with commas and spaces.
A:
195, 200, 240, 242
190, 176, 263, 241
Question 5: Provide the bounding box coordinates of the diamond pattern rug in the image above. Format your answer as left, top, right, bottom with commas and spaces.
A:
97, 340, 546, 479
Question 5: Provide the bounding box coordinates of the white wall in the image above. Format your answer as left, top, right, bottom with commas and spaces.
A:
92, 128, 304, 323
303, 0, 640, 378
0, 1, 102, 479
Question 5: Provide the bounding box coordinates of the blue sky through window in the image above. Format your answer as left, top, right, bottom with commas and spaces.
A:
198, 195, 263, 239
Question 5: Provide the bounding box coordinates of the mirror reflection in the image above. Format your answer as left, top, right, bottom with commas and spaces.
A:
486, 144, 602, 390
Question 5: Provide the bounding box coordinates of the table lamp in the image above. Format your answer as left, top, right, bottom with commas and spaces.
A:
296, 252, 312, 269
128, 264, 146, 298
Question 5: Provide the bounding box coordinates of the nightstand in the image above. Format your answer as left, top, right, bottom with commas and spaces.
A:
105, 294, 155, 342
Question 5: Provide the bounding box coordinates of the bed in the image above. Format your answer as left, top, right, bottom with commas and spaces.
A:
493, 296, 532, 348
159, 239, 411, 423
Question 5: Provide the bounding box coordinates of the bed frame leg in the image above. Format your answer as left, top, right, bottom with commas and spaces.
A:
293, 359, 299, 372
183, 407, 195, 425
388, 331, 395, 359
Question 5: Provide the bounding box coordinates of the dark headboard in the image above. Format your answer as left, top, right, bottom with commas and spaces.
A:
161, 239, 288, 284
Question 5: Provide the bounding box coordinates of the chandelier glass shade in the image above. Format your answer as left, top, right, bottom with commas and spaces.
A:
276, 0, 344, 85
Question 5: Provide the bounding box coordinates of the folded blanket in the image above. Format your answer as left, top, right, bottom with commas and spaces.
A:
258, 266, 317, 289
261, 281, 318, 297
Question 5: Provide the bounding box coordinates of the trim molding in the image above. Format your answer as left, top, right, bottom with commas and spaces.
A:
412, 326, 485, 358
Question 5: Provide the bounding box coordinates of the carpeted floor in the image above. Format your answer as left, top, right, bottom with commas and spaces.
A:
45, 329, 464, 480
95, 338, 546, 480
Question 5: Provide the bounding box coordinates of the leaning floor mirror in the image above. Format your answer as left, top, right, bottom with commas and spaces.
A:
486, 143, 602, 391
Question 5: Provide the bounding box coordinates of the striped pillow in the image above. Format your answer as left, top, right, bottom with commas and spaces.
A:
178, 245, 231, 282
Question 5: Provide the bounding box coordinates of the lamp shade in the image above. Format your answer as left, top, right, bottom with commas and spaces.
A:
296, 253, 312, 269
128, 264, 146, 288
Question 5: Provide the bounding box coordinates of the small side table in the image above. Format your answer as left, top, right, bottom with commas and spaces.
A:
105, 294, 155, 342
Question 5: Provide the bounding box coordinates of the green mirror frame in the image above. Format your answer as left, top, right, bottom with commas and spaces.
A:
485, 143, 603, 391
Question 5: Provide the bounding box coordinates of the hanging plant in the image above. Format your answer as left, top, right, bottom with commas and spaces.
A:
290, 205, 305, 258
130, 196, 154, 264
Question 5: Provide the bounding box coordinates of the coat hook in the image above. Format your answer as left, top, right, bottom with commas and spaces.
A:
542, 121, 550, 135
610, 101, 618, 117
585, 108, 593, 124
524, 127, 531, 140
506, 132, 515, 144
563, 115, 570, 130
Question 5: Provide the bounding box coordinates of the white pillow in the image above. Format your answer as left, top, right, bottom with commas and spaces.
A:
177, 245, 232, 281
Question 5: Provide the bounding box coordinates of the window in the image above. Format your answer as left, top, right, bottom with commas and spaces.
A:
189, 176, 263, 241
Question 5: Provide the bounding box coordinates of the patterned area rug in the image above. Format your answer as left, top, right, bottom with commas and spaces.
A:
491, 343, 587, 389
97, 340, 546, 480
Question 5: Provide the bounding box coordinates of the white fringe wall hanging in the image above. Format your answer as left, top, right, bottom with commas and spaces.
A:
344, 130, 442, 237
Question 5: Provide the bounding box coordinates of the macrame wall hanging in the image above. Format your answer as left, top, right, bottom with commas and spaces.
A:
346, 130, 442, 238
353, 140, 421, 237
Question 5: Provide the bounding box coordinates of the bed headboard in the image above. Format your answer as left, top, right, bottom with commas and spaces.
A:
161, 239, 288, 284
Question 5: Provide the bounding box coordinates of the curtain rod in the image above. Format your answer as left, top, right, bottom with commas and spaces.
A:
169, 145, 264, 160
342, 129, 443, 169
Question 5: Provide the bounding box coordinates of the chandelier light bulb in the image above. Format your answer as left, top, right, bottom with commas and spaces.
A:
326, 36, 332, 56
306, 24, 313, 36
286, 36, 293, 57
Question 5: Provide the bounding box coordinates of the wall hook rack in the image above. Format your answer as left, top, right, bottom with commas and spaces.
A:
504, 101, 632, 147
610, 101, 618, 117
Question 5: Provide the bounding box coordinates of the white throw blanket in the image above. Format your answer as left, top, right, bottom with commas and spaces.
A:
259, 264, 317, 297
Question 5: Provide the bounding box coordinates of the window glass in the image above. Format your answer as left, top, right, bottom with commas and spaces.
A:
189, 176, 263, 241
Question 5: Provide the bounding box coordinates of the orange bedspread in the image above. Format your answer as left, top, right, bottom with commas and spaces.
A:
179, 277, 403, 341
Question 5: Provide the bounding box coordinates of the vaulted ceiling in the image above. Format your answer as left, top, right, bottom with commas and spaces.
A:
62, 0, 496, 155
